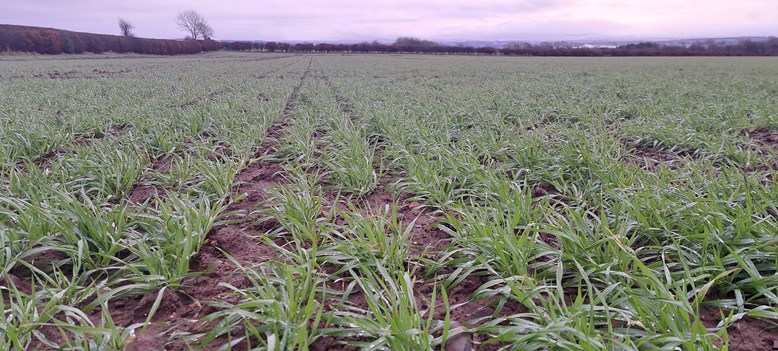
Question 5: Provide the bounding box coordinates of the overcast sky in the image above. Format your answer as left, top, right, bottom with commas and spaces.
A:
2, 0, 777, 42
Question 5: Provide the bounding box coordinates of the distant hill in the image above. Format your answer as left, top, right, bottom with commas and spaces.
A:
0, 24, 221, 55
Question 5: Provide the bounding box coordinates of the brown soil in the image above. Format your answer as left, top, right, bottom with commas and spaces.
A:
747, 128, 778, 150
17, 124, 133, 172
98, 133, 290, 350
35, 70, 82, 79
283, 58, 312, 117
630, 146, 680, 171
127, 184, 165, 205
700, 307, 778, 351
72, 123, 133, 147
320, 72, 353, 115
31, 147, 70, 170
525, 121, 545, 132
97, 60, 315, 350
625, 142, 693, 170
91, 68, 130, 76
179, 90, 228, 109
151, 154, 174, 173
125, 154, 174, 206
207, 142, 232, 162
0, 272, 32, 295
744, 128, 778, 170
310, 337, 361, 351
9, 246, 70, 280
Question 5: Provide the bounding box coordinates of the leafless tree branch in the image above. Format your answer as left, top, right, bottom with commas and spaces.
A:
118, 17, 135, 37
176, 10, 213, 40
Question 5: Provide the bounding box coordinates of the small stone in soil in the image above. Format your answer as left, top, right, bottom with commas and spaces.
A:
446, 321, 473, 351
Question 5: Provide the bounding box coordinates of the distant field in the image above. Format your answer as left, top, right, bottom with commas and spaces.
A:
1, 53, 776, 350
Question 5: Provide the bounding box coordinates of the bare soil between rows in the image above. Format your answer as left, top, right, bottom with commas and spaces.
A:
112, 80, 778, 351
118, 61, 315, 350
14, 123, 133, 172
6, 73, 777, 350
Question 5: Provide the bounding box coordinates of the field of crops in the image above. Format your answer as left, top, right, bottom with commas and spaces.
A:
1, 52, 777, 350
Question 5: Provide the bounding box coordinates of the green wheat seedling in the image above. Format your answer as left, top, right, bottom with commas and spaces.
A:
0, 276, 61, 350
200, 259, 327, 350
1, 53, 777, 350
318, 203, 414, 276
333, 263, 438, 351
257, 172, 326, 246
324, 124, 381, 197
129, 193, 226, 287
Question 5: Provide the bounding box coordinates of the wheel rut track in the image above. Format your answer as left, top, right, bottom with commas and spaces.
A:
320, 71, 353, 116
250, 56, 306, 80
283, 57, 312, 118
118, 58, 314, 351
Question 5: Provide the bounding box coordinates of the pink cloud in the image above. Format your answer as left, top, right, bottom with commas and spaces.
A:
0, 0, 776, 41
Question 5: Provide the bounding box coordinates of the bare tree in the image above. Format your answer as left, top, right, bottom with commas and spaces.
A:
118, 17, 135, 37
197, 22, 214, 40
176, 10, 214, 40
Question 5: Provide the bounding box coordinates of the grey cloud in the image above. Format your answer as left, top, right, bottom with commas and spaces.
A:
1, 0, 776, 41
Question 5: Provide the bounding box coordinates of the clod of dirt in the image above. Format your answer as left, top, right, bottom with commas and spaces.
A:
628, 145, 685, 170
446, 321, 474, 351
207, 144, 232, 162
128, 185, 162, 205
0, 273, 32, 295
531, 182, 559, 198
125, 331, 165, 351
11, 248, 70, 278
152, 155, 174, 173
31, 148, 69, 170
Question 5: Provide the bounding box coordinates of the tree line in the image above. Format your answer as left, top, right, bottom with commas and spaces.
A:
224, 37, 778, 56
3, 25, 776, 57
0, 24, 221, 55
